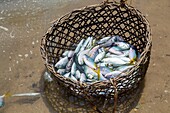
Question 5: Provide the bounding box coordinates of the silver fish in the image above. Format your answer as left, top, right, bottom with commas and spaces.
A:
75, 70, 81, 79
99, 41, 114, 47
99, 73, 108, 81
96, 36, 111, 44
84, 65, 98, 77
108, 46, 122, 51
97, 62, 107, 67
99, 36, 117, 47
98, 47, 105, 53
63, 72, 70, 78
92, 38, 96, 46
116, 65, 134, 72
80, 37, 92, 51
80, 73, 86, 82
57, 69, 66, 75
74, 39, 85, 53
78, 49, 90, 65
62, 50, 69, 57
87, 74, 95, 79
71, 62, 76, 75
107, 36, 117, 42
94, 50, 106, 63
105, 53, 118, 57
83, 55, 97, 69
73, 54, 84, 73
120, 50, 130, 57
108, 47, 124, 55
86, 79, 96, 83
70, 75, 77, 82
115, 42, 130, 50
88, 45, 100, 59
114, 36, 124, 42
119, 56, 131, 62
68, 51, 75, 58
66, 57, 74, 72
55, 57, 68, 68
105, 71, 126, 79
100, 66, 113, 75
86, 37, 93, 49
102, 57, 129, 66
129, 47, 137, 63
106, 55, 131, 62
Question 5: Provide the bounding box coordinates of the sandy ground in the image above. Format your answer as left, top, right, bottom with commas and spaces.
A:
0, 0, 170, 113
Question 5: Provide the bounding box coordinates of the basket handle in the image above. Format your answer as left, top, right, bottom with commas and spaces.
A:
104, 0, 127, 6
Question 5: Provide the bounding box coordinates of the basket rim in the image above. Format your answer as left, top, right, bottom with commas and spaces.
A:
40, 1, 152, 87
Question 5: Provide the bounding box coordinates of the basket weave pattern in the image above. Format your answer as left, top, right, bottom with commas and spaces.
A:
41, 1, 151, 101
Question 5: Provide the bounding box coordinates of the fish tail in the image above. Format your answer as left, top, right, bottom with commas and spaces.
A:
4, 92, 12, 98
93, 66, 100, 80
130, 58, 136, 64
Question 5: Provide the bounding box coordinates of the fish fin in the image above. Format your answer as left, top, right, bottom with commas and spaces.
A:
93, 67, 100, 80
4, 91, 12, 98
130, 58, 136, 64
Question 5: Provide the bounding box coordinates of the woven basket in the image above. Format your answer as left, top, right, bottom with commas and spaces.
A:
43, 72, 145, 113
40, 0, 151, 110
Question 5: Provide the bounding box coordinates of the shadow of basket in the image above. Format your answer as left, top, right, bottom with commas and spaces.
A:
42, 71, 145, 113
40, 1, 151, 113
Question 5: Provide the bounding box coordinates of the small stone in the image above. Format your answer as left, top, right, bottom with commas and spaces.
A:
25, 54, 28, 58
161, 55, 165, 58
134, 108, 138, 112
18, 54, 22, 57
19, 84, 23, 86
9, 67, 11, 72
135, 104, 140, 109
8, 13, 11, 16
164, 90, 169, 93
2, 50, 5, 53
30, 50, 33, 54
26, 23, 29, 27
1, 10, 4, 14
9, 56, 12, 59
164, 100, 168, 103
32, 41, 35, 45
36, 40, 39, 43
0, 17, 4, 20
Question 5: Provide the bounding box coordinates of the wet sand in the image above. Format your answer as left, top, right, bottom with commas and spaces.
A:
0, 0, 170, 113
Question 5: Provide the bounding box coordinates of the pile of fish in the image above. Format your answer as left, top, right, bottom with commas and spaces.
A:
55, 36, 140, 84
